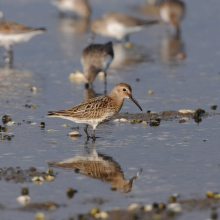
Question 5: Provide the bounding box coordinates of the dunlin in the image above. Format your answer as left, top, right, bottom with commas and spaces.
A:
48, 148, 142, 193
51, 0, 91, 18
46, 83, 142, 140
0, 20, 45, 64
81, 41, 114, 91
159, 0, 185, 36
90, 12, 158, 42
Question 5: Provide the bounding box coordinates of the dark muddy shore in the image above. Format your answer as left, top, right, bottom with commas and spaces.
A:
116, 110, 219, 122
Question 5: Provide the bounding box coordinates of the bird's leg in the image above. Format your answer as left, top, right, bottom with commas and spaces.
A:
91, 129, 96, 141
104, 71, 107, 94
4, 45, 13, 67
124, 35, 130, 43
84, 125, 90, 140
59, 11, 65, 18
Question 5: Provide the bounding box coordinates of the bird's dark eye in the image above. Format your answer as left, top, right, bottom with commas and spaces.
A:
123, 88, 126, 91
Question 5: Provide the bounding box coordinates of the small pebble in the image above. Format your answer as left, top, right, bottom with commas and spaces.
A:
168, 196, 176, 203
39, 122, 45, 128
179, 117, 189, 123
119, 118, 127, 122
6, 121, 15, 126
68, 131, 81, 137
149, 119, 160, 126
62, 124, 69, 127
158, 203, 166, 210
21, 187, 29, 195
44, 174, 55, 182
24, 84, 31, 88
130, 119, 136, 124
32, 104, 37, 109
32, 176, 44, 182
99, 212, 108, 219
206, 191, 220, 199
35, 213, 45, 220
127, 203, 138, 211
211, 212, 218, 220
94, 212, 109, 219
124, 42, 132, 49
29, 167, 36, 172
211, 105, 217, 110
31, 87, 37, 93
144, 204, 153, 212
17, 195, 31, 205
142, 121, 147, 126
48, 129, 55, 132
114, 119, 120, 122
69, 71, 85, 82
46, 168, 53, 175
136, 119, 142, 123
167, 203, 182, 213
179, 109, 195, 114
177, 53, 186, 60
1, 127, 8, 132
2, 115, 12, 124
66, 188, 77, 199
148, 90, 154, 95
89, 207, 100, 216
98, 71, 105, 80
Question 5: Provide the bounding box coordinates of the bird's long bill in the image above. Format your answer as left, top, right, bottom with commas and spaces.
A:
129, 95, 143, 111
129, 169, 142, 183
87, 32, 95, 44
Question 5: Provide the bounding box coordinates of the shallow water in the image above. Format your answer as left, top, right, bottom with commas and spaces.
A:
0, 0, 220, 219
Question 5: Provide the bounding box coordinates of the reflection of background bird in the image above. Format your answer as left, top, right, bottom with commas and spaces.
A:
91, 12, 158, 42
81, 41, 114, 91
51, 0, 91, 19
0, 20, 45, 66
159, 0, 185, 37
110, 42, 151, 69
83, 87, 97, 101
48, 148, 141, 193
160, 34, 185, 63
57, 17, 90, 34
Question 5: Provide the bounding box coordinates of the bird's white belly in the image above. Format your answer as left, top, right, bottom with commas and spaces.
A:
102, 54, 113, 71
0, 31, 41, 48
52, 111, 114, 130
107, 22, 127, 40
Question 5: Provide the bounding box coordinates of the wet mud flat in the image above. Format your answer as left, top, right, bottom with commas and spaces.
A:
9, 196, 219, 220
74, 196, 220, 220
115, 109, 220, 123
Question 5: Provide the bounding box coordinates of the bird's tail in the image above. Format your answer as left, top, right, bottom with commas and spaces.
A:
104, 41, 114, 58
34, 27, 46, 32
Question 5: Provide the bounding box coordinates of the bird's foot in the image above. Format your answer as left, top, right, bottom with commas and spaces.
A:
91, 135, 96, 141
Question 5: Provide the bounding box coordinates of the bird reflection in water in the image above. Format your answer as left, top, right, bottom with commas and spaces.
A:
57, 16, 90, 35
83, 87, 105, 101
160, 34, 185, 64
0, 66, 34, 96
110, 42, 152, 69
48, 147, 142, 193
56, 16, 90, 58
